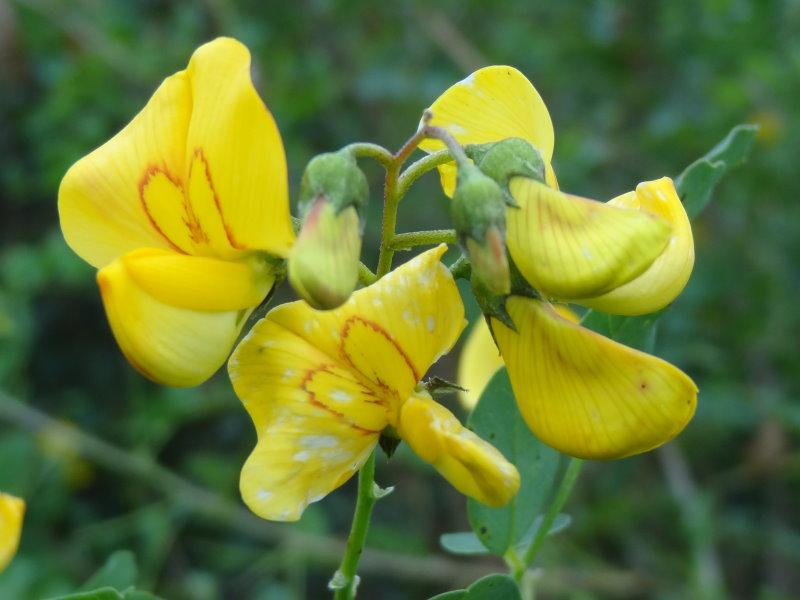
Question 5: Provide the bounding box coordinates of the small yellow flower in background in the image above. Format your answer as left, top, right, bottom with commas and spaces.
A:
59, 38, 294, 387
419, 65, 559, 194
0, 493, 24, 572
430, 66, 698, 459
229, 246, 520, 521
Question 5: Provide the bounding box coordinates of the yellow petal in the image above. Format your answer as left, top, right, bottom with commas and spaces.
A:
184, 37, 294, 257
457, 318, 504, 411
580, 178, 695, 315
268, 245, 466, 407
59, 37, 293, 268
120, 248, 274, 311
0, 493, 24, 573
457, 306, 579, 410
397, 391, 519, 507
420, 66, 558, 196
492, 298, 697, 459
58, 70, 191, 267
229, 318, 387, 521
98, 251, 250, 386
507, 178, 672, 299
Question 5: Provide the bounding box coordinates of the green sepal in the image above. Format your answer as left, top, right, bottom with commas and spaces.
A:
298, 149, 369, 227
471, 278, 515, 332
451, 163, 507, 242
468, 138, 546, 206
378, 426, 401, 459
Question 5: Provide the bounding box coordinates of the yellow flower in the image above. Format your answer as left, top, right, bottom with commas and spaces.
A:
491, 299, 697, 459
228, 246, 520, 521
0, 493, 24, 572
58, 38, 293, 387
431, 67, 698, 458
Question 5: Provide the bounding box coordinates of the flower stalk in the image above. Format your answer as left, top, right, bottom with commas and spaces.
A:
330, 452, 377, 599
332, 121, 473, 598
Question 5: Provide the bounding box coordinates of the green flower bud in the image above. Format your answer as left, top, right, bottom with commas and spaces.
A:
298, 150, 368, 225
466, 138, 546, 205
452, 164, 510, 296
289, 197, 362, 310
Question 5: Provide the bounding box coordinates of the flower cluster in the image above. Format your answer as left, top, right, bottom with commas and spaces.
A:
56, 39, 698, 529
422, 66, 697, 459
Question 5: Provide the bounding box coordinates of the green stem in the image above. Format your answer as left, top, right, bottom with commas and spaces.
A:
331, 452, 377, 599
375, 126, 430, 277
396, 149, 452, 200
358, 262, 377, 286
333, 125, 434, 598
523, 458, 583, 568
342, 142, 394, 167
423, 125, 470, 167
390, 229, 457, 250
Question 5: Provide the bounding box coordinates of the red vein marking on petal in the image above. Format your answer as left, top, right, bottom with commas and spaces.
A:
339, 315, 420, 385
300, 364, 381, 436
138, 166, 189, 254
191, 148, 246, 250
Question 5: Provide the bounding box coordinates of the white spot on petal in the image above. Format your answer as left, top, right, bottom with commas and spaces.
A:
257, 489, 273, 501
293, 450, 310, 462
330, 389, 352, 403
426, 315, 435, 332
300, 435, 339, 449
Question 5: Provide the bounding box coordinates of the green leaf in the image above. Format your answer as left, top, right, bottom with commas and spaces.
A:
466, 369, 560, 555
80, 551, 137, 592
441, 513, 570, 557
429, 574, 522, 600
48, 588, 163, 600
514, 513, 571, 554
49, 588, 125, 600
121, 590, 163, 600
579, 311, 661, 352
675, 124, 757, 219
439, 531, 490, 556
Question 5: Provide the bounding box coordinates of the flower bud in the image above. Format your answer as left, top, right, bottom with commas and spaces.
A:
452, 164, 510, 296
289, 197, 362, 310
298, 150, 368, 222
289, 150, 368, 310
467, 137, 546, 204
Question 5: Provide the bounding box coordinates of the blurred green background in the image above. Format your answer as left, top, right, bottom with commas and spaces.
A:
1, 1, 798, 598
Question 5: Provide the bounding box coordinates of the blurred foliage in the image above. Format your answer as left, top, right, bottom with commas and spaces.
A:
0, 0, 798, 598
